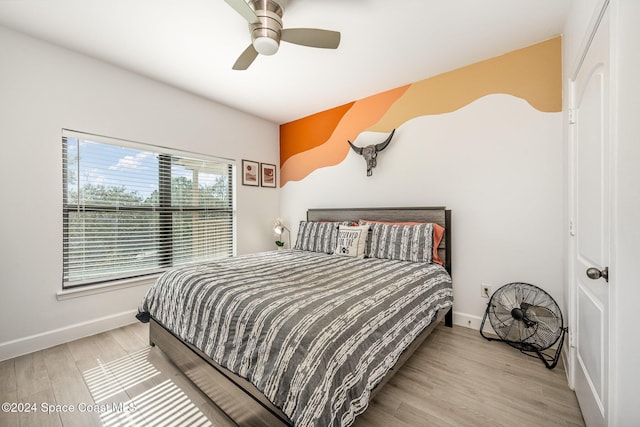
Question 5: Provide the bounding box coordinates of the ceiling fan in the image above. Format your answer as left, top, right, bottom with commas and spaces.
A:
225, 0, 341, 70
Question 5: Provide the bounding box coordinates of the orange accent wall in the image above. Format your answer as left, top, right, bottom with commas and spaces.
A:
280, 86, 410, 185
280, 37, 562, 186
280, 103, 355, 167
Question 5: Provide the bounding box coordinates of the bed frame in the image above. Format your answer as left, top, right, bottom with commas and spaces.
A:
149, 207, 452, 426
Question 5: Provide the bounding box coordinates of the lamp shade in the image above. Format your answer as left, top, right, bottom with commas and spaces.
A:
273, 218, 286, 235
273, 218, 291, 248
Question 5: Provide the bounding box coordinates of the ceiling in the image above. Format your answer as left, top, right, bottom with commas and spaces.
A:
0, 0, 571, 124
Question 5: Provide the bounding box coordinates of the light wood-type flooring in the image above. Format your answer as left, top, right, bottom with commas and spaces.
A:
0, 322, 584, 427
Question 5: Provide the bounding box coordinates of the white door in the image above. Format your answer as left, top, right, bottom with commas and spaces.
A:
570, 5, 610, 427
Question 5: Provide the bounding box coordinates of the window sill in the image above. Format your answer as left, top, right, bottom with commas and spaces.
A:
56, 275, 158, 301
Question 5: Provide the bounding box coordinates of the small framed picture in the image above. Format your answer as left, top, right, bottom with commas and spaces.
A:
242, 160, 259, 186
260, 163, 277, 188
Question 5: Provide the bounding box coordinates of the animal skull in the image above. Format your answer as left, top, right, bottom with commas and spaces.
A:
347, 129, 395, 176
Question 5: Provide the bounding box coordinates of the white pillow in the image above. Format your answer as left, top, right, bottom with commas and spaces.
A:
334, 224, 370, 258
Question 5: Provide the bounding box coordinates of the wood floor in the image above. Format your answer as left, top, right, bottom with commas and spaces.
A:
0, 322, 584, 427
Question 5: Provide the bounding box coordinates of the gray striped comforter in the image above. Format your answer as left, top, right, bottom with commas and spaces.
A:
139, 250, 453, 427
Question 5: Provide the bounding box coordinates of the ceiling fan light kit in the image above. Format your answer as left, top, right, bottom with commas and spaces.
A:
253, 36, 279, 55
225, 0, 341, 70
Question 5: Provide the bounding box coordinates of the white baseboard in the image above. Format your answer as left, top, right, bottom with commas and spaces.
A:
0, 309, 139, 362
454, 310, 566, 360
452, 310, 494, 336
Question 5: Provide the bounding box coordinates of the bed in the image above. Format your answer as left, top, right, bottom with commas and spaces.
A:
138, 207, 453, 426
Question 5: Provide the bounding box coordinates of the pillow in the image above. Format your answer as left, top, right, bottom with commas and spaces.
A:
359, 219, 444, 265
294, 221, 344, 254
359, 221, 434, 263
334, 224, 370, 258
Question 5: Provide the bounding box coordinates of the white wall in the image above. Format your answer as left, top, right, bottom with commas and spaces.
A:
280, 94, 564, 329
0, 26, 279, 360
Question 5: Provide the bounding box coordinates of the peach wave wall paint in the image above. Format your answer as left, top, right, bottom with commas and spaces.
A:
279, 37, 561, 186
370, 37, 561, 132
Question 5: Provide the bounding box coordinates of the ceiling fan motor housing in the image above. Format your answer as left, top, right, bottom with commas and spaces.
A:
226, 0, 339, 69
249, 0, 284, 55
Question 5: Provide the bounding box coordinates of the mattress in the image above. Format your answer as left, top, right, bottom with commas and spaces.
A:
138, 249, 453, 427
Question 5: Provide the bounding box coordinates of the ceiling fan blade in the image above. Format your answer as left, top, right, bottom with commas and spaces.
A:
281, 28, 341, 49
233, 44, 259, 70
224, 0, 260, 24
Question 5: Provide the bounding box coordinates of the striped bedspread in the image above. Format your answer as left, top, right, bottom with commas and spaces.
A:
138, 250, 453, 427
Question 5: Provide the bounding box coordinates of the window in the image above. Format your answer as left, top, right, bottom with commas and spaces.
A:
62, 130, 235, 288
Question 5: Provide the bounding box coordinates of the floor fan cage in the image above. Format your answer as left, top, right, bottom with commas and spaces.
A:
480, 282, 567, 369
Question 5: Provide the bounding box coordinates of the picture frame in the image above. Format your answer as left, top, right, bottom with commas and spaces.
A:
260, 163, 277, 188
241, 160, 260, 186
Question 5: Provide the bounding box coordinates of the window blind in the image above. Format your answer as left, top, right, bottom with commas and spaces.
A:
62, 130, 235, 288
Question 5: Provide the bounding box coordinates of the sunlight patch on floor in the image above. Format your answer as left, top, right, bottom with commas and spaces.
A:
83, 348, 160, 401
100, 379, 213, 427
82, 347, 213, 426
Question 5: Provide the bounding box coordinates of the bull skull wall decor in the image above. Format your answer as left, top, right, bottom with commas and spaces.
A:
347, 129, 396, 176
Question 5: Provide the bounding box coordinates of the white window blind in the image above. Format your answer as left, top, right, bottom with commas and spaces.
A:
62, 130, 235, 288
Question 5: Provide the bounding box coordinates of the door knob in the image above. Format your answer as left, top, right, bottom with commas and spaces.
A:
586, 266, 609, 282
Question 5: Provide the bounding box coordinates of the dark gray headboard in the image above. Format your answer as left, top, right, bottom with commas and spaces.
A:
306, 207, 451, 274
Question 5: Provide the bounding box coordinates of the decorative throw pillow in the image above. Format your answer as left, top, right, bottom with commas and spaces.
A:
359, 220, 444, 265
365, 222, 434, 263
334, 224, 370, 258
294, 221, 343, 254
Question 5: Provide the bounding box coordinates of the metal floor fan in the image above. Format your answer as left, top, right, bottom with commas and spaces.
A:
480, 282, 567, 369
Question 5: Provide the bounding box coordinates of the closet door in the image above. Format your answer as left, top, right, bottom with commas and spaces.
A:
570, 4, 611, 426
